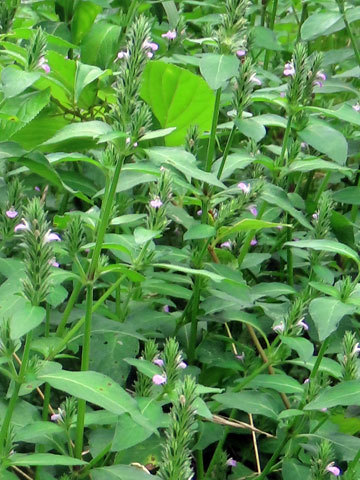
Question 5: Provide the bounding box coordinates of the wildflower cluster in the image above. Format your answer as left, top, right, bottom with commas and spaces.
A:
152, 338, 187, 390
147, 168, 172, 232
216, 0, 250, 54
341, 331, 360, 381
27, 28, 50, 73
311, 440, 341, 479
1, 178, 23, 243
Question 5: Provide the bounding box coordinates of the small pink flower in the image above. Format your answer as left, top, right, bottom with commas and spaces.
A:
162, 30, 177, 40
283, 61, 295, 77
116, 50, 128, 60
312, 212, 319, 221
249, 205, 258, 217
50, 408, 64, 422
300, 142, 308, 149
321, 407, 328, 412
303, 378, 310, 384
352, 103, 360, 112
49, 257, 59, 268
236, 49, 246, 57
237, 182, 251, 194
325, 463, 340, 476
226, 458, 237, 467
38, 56, 50, 73
273, 321, 285, 333
297, 318, 309, 331
152, 374, 167, 385
143, 40, 159, 51
236, 352, 245, 362
34, 186, 41, 192
44, 230, 61, 243
280, 91, 286, 98
197, 209, 202, 216
178, 361, 187, 369
150, 197, 163, 209
153, 358, 164, 367
14, 219, 30, 233
250, 238, 257, 246
133, 142, 138, 147
250, 73, 262, 86
6, 207, 18, 219
313, 80, 323, 88
316, 71, 327, 82
163, 305, 170, 313
277, 225, 283, 230
147, 51, 154, 59
220, 240, 232, 249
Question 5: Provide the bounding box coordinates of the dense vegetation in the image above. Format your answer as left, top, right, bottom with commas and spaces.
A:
0, 0, 360, 479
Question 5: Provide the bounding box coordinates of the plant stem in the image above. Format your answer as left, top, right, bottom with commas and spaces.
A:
217, 124, 236, 179
340, 5, 360, 67
263, 0, 278, 70
74, 283, 93, 459
205, 88, 222, 174
296, 2, 308, 42
314, 172, 330, 204
56, 281, 83, 337
188, 275, 202, 363
78, 442, 112, 478
286, 215, 293, 286
278, 114, 293, 169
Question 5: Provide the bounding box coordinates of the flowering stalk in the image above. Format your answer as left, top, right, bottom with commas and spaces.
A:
263, 0, 278, 70
205, 88, 222, 175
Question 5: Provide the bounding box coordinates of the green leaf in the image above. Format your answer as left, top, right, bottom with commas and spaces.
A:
74, 62, 106, 103
81, 22, 122, 69
152, 263, 224, 282
145, 147, 225, 188
134, 227, 161, 245
309, 297, 355, 341
282, 459, 311, 480
213, 391, 281, 419
288, 158, 351, 173
124, 358, 161, 378
199, 54, 239, 90
141, 61, 215, 146
305, 104, 360, 128
42, 121, 112, 150
301, 12, 343, 40
288, 357, 342, 379
92, 465, 161, 480
247, 374, 303, 394
140, 127, 177, 141
298, 119, 348, 165
14, 421, 63, 444
112, 414, 154, 452
217, 219, 287, 242
235, 118, 266, 142
333, 187, 360, 205
10, 303, 46, 339
305, 381, 360, 410
284, 239, 359, 265
1, 67, 40, 98
9, 453, 86, 466
184, 224, 216, 241
253, 25, 282, 50
71, 1, 102, 44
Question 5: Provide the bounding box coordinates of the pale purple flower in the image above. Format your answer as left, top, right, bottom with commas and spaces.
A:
44, 230, 61, 243
50, 408, 64, 422
116, 50, 129, 60
283, 61, 295, 77
352, 342, 360, 356
150, 197, 163, 209
147, 51, 154, 59
152, 374, 167, 385
197, 209, 202, 216
321, 407, 328, 412
303, 378, 310, 384
143, 40, 159, 51
250, 238, 257, 246
226, 458, 237, 467
312, 212, 319, 221
325, 463, 340, 476
236, 352, 245, 362
178, 361, 187, 369
236, 49, 246, 57
316, 71, 327, 82
352, 103, 360, 112
237, 182, 251, 194
163, 305, 170, 313
220, 240, 232, 249
297, 318, 309, 331
300, 142, 308, 149
14, 219, 30, 233
162, 30, 177, 40
6, 207, 18, 219
34, 186, 41, 192
249, 205, 258, 217
126, 137, 131, 145
38, 56, 50, 73
153, 358, 164, 367
250, 73, 262, 86
133, 142, 138, 147
280, 91, 286, 98
49, 257, 59, 268
313, 80, 323, 88
277, 225, 283, 230
272, 321, 285, 333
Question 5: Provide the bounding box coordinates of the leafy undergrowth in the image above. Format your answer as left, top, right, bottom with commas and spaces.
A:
0, 0, 360, 479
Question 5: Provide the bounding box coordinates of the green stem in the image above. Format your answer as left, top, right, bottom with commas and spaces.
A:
286, 215, 293, 286
75, 283, 93, 459
78, 442, 112, 478
188, 275, 202, 363
350, 172, 360, 223
42, 383, 51, 421
278, 114, 293, 169
56, 281, 83, 337
217, 124, 237, 180
256, 433, 289, 479
205, 88, 222, 173
296, 2, 308, 42
263, 0, 278, 70
314, 171, 330, 204
342, 8, 360, 67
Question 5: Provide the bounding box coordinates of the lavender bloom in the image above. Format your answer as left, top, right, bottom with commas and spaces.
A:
44, 230, 61, 243
226, 458, 237, 467
143, 40, 159, 51
303, 378, 310, 384
280, 91, 286, 98
6, 207, 18, 219
321, 407, 328, 412
273, 321, 285, 333
250, 238, 257, 246
150, 197, 163, 209
250, 73, 262, 86
312, 212, 319, 221
34, 186, 41, 192
277, 225, 283, 230
316, 71, 327, 82
236, 49, 246, 57
38, 56, 50, 73
325, 463, 340, 476
178, 361, 187, 369
297, 318, 309, 331
197, 209, 202, 216
283, 61, 295, 77
14, 219, 30, 233
162, 30, 177, 40
153, 358, 164, 367
147, 51, 154, 59
50, 408, 64, 422
152, 374, 167, 385
49, 257, 59, 268
163, 305, 170, 313
352, 103, 360, 112
313, 80, 323, 88
237, 182, 251, 194
236, 352, 245, 362
220, 240, 232, 249
249, 205, 258, 217
116, 50, 129, 60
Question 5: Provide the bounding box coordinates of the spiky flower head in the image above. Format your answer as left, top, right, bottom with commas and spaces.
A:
232, 57, 256, 115
0, 0, 19, 34
158, 376, 197, 480
27, 28, 48, 72
216, 0, 249, 54
64, 215, 86, 258
341, 331, 359, 381
185, 125, 200, 156
15, 198, 59, 306
147, 168, 172, 232
311, 440, 340, 480
1, 177, 24, 243
135, 339, 160, 397
313, 191, 334, 240
0, 319, 18, 358
162, 338, 187, 391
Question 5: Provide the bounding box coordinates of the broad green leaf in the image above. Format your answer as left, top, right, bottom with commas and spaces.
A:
92, 465, 161, 480
235, 118, 266, 142
213, 391, 281, 419
288, 158, 351, 173
284, 239, 359, 265
140, 127, 177, 141
281, 336, 314, 363
141, 61, 215, 146
298, 119, 348, 165
71, 1, 102, 44
305, 104, 360, 128
305, 381, 360, 410
123, 358, 161, 378
134, 227, 161, 245
250, 282, 296, 300
81, 22, 122, 69
199, 53, 239, 90
217, 219, 287, 242
14, 421, 63, 443
247, 374, 303, 394
112, 414, 154, 452
253, 25, 282, 50
184, 223, 216, 240
9, 453, 86, 466
282, 459, 311, 480
333, 187, 360, 205
74, 62, 106, 103
309, 297, 355, 341
1, 66, 40, 98
262, 184, 313, 230
152, 263, 224, 282
10, 303, 46, 339
288, 357, 342, 379
301, 12, 343, 40
145, 147, 225, 188
42, 121, 112, 150
212, 151, 254, 179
